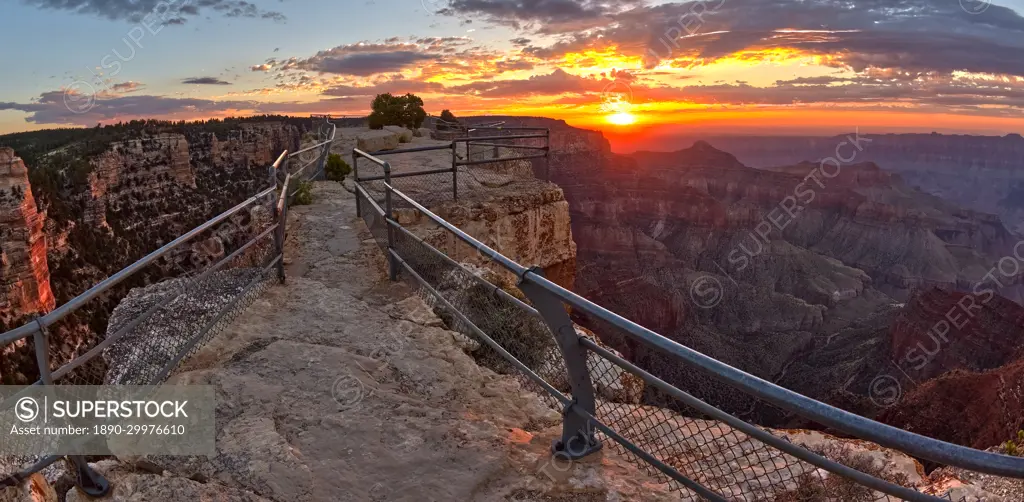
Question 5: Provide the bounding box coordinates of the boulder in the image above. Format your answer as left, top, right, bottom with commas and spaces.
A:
356, 130, 400, 152
413, 127, 432, 138
0, 473, 56, 502
383, 126, 413, 143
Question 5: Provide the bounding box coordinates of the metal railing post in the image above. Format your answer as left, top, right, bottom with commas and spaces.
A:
353, 151, 361, 217
32, 321, 53, 386
276, 192, 288, 283
315, 139, 329, 181
32, 320, 110, 497
544, 129, 551, 181
517, 268, 602, 460
383, 162, 399, 281
451, 141, 458, 201
270, 164, 286, 283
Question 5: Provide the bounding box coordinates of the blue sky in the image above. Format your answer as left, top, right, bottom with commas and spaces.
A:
1, 0, 490, 103
3, 0, 1024, 136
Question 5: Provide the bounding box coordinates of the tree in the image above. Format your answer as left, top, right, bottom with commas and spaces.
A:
438, 109, 460, 130
368, 93, 427, 129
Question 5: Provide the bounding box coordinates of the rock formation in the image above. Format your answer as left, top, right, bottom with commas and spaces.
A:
383, 125, 413, 143
879, 355, 1024, 452
0, 148, 55, 327
665, 133, 1024, 234
427, 182, 577, 289
355, 130, 400, 152
86, 133, 194, 230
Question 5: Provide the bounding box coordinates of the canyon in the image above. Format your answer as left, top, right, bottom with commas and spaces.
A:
661, 133, 1024, 235
0, 119, 303, 383
481, 116, 1024, 453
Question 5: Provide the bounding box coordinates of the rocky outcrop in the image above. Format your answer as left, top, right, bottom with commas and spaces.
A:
86, 133, 194, 230
93, 123, 297, 235
429, 183, 577, 289
384, 125, 413, 143
888, 287, 1024, 382
879, 355, 1024, 451
93, 181, 680, 502
356, 130, 400, 152
0, 148, 55, 326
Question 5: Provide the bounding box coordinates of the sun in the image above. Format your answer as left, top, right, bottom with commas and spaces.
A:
606, 112, 637, 126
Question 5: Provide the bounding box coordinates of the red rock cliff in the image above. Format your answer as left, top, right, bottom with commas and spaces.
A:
0, 148, 55, 324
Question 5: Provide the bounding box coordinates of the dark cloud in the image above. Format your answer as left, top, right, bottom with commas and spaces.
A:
182, 77, 233, 85
292, 41, 473, 76
486, 0, 1024, 78
449, 68, 611, 97
442, 0, 645, 33
20, 0, 286, 24
109, 81, 143, 93
315, 51, 436, 76
494, 59, 534, 72
321, 77, 447, 98
0, 91, 258, 126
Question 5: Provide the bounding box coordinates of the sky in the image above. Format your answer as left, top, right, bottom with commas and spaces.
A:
2, 0, 1024, 138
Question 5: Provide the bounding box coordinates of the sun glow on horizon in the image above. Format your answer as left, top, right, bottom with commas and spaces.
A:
606, 112, 637, 125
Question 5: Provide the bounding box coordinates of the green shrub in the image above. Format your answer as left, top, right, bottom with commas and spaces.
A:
368, 113, 386, 130
325, 153, 351, 182
368, 92, 426, 129
1003, 431, 1024, 457
1005, 440, 1018, 456
291, 180, 314, 206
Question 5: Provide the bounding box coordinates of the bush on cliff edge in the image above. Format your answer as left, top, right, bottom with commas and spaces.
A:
291, 180, 314, 206
325, 154, 351, 182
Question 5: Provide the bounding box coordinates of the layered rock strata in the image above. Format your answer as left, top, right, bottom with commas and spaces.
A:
0, 148, 55, 325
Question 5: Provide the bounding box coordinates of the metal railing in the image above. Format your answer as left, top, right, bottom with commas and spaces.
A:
352, 128, 550, 214
0, 116, 336, 494
352, 134, 1024, 501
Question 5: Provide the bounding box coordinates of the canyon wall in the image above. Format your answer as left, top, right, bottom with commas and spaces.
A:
666, 133, 1024, 234
0, 121, 301, 383
501, 117, 1024, 451
0, 148, 55, 327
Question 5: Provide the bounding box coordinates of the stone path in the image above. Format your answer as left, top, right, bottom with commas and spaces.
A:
41, 180, 677, 502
